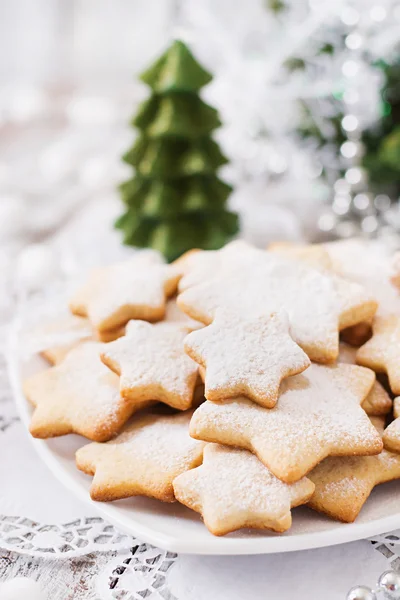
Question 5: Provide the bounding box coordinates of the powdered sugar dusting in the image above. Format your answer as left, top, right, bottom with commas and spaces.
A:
164, 298, 203, 330
25, 342, 137, 437
177, 240, 257, 292
25, 314, 93, 357
356, 315, 400, 394
309, 423, 400, 518
184, 309, 310, 407
339, 343, 392, 416
383, 398, 400, 451
101, 410, 205, 471
325, 238, 400, 317
178, 249, 375, 362
55, 343, 123, 425
190, 363, 381, 481
338, 342, 357, 364
76, 410, 205, 501
173, 444, 314, 533
101, 321, 199, 410
70, 252, 179, 331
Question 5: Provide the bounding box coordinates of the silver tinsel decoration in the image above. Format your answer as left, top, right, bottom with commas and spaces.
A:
317, 0, 400, 241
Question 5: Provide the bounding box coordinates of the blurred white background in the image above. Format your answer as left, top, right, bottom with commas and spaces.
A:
1, 0, 399, 298
0, 0, 173, 87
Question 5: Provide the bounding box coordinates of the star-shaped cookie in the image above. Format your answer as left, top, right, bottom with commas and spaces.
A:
35, 316, 126, 364
189, 363, 382, 483
76, 410, 205, 502
177, 249, 377, 363
27, 314, 94, 366
268, 241, 333, 271
308, 417, 400, 522
70, 252, 180, 333
184, 309, 310, 408
324, 238, 400, 317
383, 397, 400, 453
357, 315, 400, 395
339, 343, 392, 416
101, 321, 199, 410
164, 297, 203, 331
173, 444, 315, 535
176, 240, 259, 292
24, 342, 150, 441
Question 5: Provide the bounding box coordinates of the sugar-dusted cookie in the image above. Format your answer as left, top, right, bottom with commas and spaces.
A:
28, 314, 126, 365
70, 252, 180, 333
101, 321, 199, 410
164, 297, 203, 331
29, 315, 94, 365
97, 325, 126, 343
390, 250, 400, 289
339, 343, 392, 416
268, 242, 333, 271
24, 342, 150, 441
177, 240, 258, 292
325, 239, 400, 380
184, 309, 310, 408
76, 410, 205, 502
190, 363, 382, 483
324, 238, 400, 317
308, 416, 400, 522
178, 248, 377, 363
382, 397, 400, 453
173, 443, 315, 536
357, 315, 400, 395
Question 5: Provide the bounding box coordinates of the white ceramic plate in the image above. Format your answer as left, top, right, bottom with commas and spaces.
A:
9, 331, 400, 555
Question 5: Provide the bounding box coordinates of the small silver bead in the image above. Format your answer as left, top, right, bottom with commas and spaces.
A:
378, 570, 400, 599
346, 586, 377, 600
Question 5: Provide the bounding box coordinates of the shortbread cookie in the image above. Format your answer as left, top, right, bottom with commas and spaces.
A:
29, 315, 125, 365
325, 239, 400, 381
390, 251, 400, 288
190, 363, 382, 483
357, 315, 400, 395
177, 240, 258, 292
308, 417, 400, 522
70, 252, 180, 333
268, 242, 332, 271
339, 343, 392, 416
382, 397, 400, 453
101, 321, 199, 410
324, 238, 400, 317
24, 342, 150, 441
178, 248, 377, 363
29, 315, 94, 365
97, 325, 126, 343
43, 325, 125, 361
173, 444, 315, 536
164, 298, 202, 331
76, 410, 205, 502
184, 310, 310, 408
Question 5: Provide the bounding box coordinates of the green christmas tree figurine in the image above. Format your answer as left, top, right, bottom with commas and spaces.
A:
115, 40, 238, 262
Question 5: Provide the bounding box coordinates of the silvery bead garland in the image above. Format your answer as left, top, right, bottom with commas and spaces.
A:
347, 570, 400, 599
347, 586, 377, 600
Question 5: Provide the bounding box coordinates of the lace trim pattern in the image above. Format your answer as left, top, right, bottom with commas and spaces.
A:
96, 544, 178, 600
0, 515, 132, 558
370, 530, 400, 570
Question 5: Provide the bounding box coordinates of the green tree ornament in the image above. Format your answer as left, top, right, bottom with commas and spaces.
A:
116, 40, 238, 262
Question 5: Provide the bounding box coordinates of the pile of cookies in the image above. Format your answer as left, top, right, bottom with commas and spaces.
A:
23, 239, 400, 537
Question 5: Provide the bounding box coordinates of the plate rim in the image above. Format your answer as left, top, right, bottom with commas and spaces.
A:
8, 321, 400, 556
